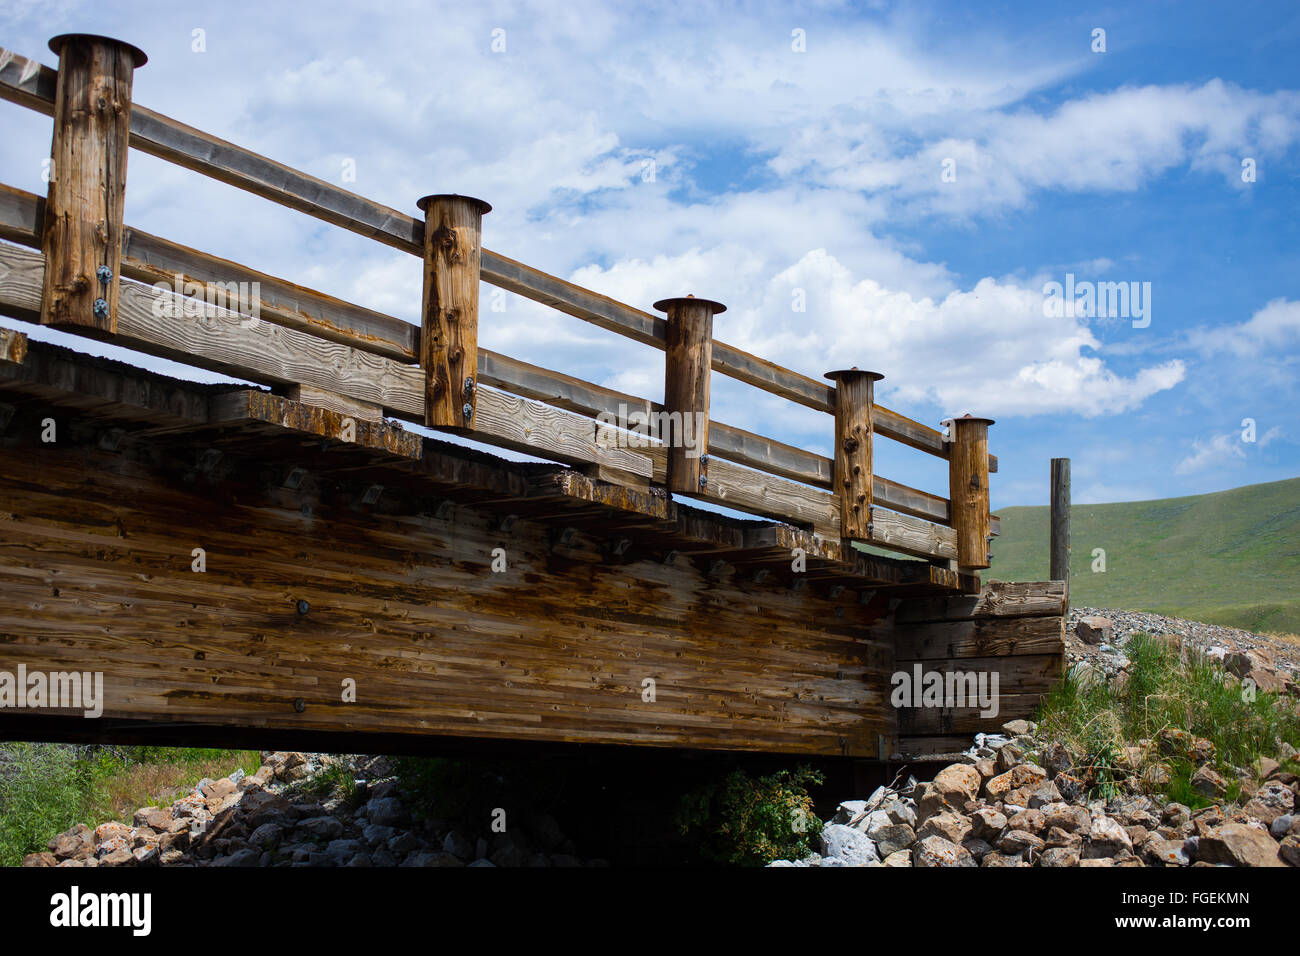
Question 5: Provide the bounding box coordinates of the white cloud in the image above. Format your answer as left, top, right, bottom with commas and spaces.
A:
1175, 432, 1248, 475
1189, 298, 1300, 358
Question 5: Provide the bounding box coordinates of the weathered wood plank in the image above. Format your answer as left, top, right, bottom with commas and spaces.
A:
893, 581, 1068, 624
284, 383, 383, 422
893, 614, 1065, 660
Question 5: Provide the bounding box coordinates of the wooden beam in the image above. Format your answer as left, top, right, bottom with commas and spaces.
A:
0, 327, 26, 366
657, 294, 723, 495
40, 34, 145, 334
826, 368, 882, 540
893, 580, 1068, 624
1050, 457, 1071, 586
946, 414, 993, 571
418, 194, 489, 430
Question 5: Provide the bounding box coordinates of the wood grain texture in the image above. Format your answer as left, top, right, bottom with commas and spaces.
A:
947, 416, 992, 571
890, 579, 1065, 759
827, 370, 880, 540
1050, 457, 1071, 585
418, 195, 487, 429
0, 419, 893, 756
40, 36, 141, 334
892, 580, 1068, 624
658, 296, 719, 496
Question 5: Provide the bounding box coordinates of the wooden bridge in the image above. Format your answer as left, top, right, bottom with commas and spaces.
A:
0, 35, 1064, 761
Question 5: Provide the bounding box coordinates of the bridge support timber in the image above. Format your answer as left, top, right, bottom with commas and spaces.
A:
0, 336, 1062, 758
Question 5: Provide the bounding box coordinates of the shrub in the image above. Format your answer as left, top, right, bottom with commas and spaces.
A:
676, 766, 823, 866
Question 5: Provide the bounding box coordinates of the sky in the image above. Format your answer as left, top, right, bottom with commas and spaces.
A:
0, 0, 1297, 511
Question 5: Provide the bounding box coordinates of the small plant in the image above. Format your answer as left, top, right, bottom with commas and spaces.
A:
676, 766, 824, 866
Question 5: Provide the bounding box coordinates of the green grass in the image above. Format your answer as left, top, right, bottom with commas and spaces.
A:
988, 476, 1300, 634
1034, 633, 1300, 805
0, 744, 259, 866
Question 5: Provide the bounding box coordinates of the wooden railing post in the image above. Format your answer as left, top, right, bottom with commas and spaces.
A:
1050, 457, 1071, 586
416, 193, 491, 430
824, 367, 883, 541
41, 34, 146, 336
947, 413, 995, 571
654, 294, 726, 496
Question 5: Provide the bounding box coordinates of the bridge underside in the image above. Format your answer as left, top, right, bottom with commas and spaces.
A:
0, 339, 1064, 758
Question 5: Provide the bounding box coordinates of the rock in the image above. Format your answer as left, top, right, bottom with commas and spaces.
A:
985, 764, 1047, 802
365, 797, 405, 827
1270, 814, 1295, 839
1053, 773, 1087, 804
1142, 838, 1190, 866
296, 816, 344, 840
1001, 719, 1033, 737
23, 851, 58, 866
819, 824, 881, 866
1279, 835, 1300, 867
362, 824, 395, 847
928, 764, 981, 810
913, 835, 976, 867
442, 830, 476, 861
996, 743, 1024, 773
1076, 616, 1112, 645
1084, 816, 1133, 859
99, 847, 133, 866
1079, 857, 1113, 867
961, 837, 994, 861
1190, 765, 1226, 799
201, 777, 237, 801
867, 823, 915, 857
1256, 757, 1281, 781
831, 800, 867, 825
882, 849, 912, 867
1006, 808, 1045, 834
1244, 780, 1295, 824
1197, 824, 1286, 867
131, 845, 158, 866
249, 823, 284, 848
970, 807, 1008, 841
388, 832, 420, 856
1039, 741, 1075, 777
917, 811, 970, 845
326, 838, 363, 860
133, 807, 174, 831
93, 821, 131, 846
1044, 804, 1090, 835
997, 830, 1045, 856
1040, 846, 1080, 867
211, 847, 260, 867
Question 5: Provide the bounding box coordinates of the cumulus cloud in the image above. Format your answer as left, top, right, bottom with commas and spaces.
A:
1175, 432, 1249, 475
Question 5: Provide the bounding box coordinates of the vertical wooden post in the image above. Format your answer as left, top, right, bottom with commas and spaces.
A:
947, 414, 995, 571
41, 34, 146, 336
654, 294, 726, 496
824, 368, 883, 540
1050, 457, 1071, 586
416, 193, 491, 430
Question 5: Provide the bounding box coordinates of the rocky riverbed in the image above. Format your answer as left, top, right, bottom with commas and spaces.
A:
23, 752, 606, 868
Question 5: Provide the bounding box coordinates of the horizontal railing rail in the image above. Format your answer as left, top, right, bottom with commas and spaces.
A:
0, 37, 1001, 569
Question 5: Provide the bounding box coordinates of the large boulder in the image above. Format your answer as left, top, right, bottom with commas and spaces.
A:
819, 824, 880, 867
1197, 824, 1286, 867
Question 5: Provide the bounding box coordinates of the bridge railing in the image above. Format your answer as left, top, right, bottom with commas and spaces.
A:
0, 34, 998, 569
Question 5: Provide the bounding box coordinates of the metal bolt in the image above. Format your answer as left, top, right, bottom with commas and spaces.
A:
699, 454, 708, 466
462, 402, 473, 419
296, 599, 310, 615
293, 697, 306, 713
92, 298, 109, 320
464, 377, 475, 393
698, 475, 707, 488
96, 265, 113, 285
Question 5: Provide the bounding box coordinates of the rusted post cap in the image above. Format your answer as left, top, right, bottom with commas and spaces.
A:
943, 412, 997, 426
48, 34, 148, 67
824, 368, 884, 383
652, 294, 726, 315
415, 194, 493, 216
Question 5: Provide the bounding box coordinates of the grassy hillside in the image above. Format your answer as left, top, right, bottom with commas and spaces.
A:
987, 476, 1300, 635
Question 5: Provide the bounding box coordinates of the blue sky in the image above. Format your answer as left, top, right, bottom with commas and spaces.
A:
1, 0, 1297, 511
